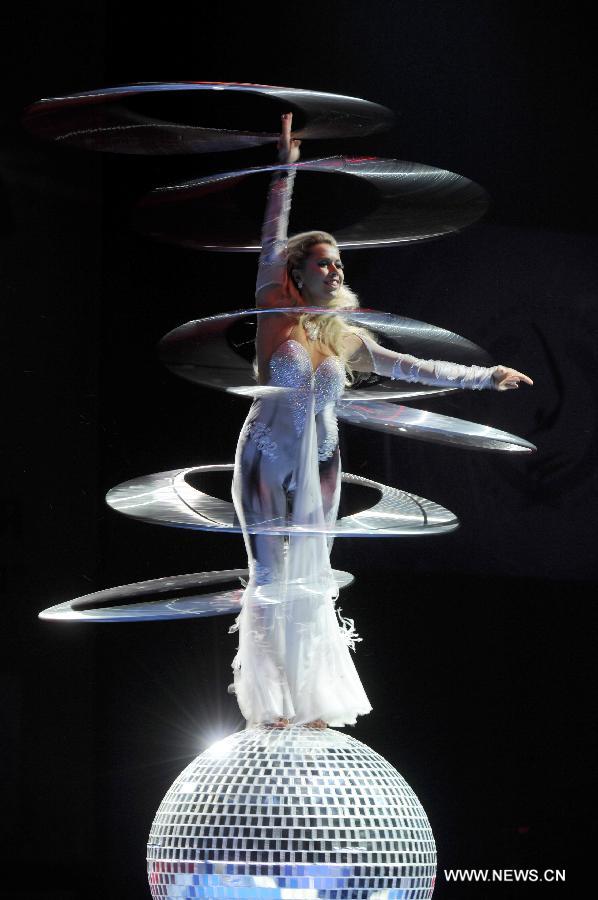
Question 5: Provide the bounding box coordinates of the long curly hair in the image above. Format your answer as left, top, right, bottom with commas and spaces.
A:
285, 231, 371, 380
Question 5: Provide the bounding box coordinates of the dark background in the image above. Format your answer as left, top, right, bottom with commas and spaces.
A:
1, 1, 596, 897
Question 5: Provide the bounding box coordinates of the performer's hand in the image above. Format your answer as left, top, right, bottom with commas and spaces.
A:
492, 365, 534, 391
278, 112, 301, 164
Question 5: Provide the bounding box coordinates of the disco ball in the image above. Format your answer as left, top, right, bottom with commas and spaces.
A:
147, 725, 436, 898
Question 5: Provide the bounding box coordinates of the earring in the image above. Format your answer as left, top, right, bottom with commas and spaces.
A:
296, 280, 303, 291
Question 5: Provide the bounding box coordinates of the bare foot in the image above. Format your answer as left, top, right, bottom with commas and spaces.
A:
305, 719, 327, 729
263, 717, 290, 729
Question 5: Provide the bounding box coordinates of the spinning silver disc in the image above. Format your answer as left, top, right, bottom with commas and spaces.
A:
38, 568, 356, 623
22, 82, 393, 155
106, 464, 459, 536
338, 400, 537, 452
159, 306, 492, 402
137, 157, 488, 248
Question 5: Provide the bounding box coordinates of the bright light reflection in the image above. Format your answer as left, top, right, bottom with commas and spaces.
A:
206, 733, 235, 757
179, 781, 197, 794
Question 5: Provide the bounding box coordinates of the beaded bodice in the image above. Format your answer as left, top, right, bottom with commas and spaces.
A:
269, 340, 345, 413
265, 339, 345, 461
269, 339, 345, 392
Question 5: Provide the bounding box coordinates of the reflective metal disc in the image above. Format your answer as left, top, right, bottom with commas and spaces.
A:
22, 82, 393, 155
137, 157, 488, 248
105, 464, 459, 537
38, 568, 355, 623
338, 400, 537, 452
159, 306, 493, 401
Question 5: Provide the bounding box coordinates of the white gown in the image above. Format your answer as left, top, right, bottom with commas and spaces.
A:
229, 171, 498, 728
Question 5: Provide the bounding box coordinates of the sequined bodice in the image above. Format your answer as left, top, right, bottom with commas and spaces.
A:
268, 340, 345, 411
239, 340, 345, 464
264, 339, 345, 462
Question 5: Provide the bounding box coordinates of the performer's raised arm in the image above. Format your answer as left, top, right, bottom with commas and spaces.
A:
344, 332, 533, 391
255, 113, 301, 307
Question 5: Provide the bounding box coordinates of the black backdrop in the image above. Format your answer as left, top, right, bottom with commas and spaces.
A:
1, 2, 596, 898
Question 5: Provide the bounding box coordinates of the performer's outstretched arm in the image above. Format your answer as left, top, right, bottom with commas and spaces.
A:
255, 113, 301, 307
344, 332, 533, 391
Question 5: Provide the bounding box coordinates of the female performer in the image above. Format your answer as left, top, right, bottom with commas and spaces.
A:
230, 114, 532, 730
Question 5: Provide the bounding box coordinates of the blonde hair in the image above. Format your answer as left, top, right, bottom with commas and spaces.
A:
286, 231, 371, 382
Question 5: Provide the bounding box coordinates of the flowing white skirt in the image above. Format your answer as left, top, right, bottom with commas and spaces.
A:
230, 394, 372, 727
